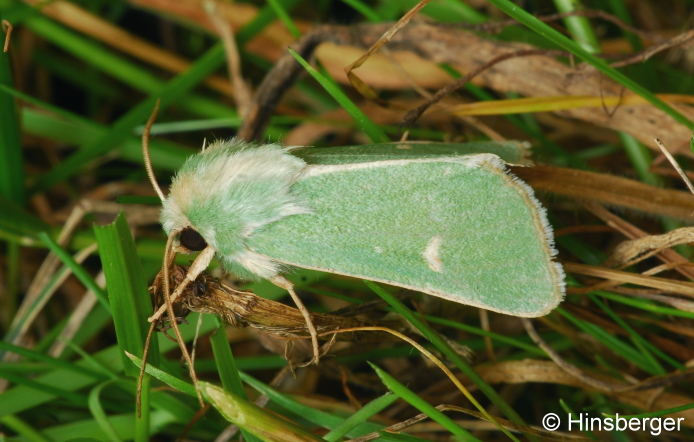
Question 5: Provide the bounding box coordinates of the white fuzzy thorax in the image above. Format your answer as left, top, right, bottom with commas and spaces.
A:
160, 140, 310, 280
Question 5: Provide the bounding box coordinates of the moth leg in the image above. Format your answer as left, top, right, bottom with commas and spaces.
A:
270, 275, 321, 365
149, 246, 216, 323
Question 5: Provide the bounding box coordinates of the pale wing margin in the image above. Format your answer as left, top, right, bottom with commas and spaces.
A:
249, 154, 565, 317
292, 141, 532, 166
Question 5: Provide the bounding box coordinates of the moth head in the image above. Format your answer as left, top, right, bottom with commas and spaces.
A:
159, 191, 221, 258
140, 102, 217, 282
157, 140, 311, 281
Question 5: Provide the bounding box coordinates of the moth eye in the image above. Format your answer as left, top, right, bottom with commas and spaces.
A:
180, 228, 207, 251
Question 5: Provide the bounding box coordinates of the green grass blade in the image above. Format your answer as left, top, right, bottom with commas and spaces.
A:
424, 316, 546, 355
1, 246, 96, 353
19, 410, 176, 441
60, 338, 120, 380
323, 393, 398, 442
16, 5, 234, 119
363, 281, 528, 432
18, 105, 193, 172
204, 382, 325, 442
596, 291, 694, 319
589, 295, 677, 371
45, 303, 113, 362
236, 0, 301, 45
125, 351, 195, 396
210, 317, 246, 397
0, 345, 121, 416
209, 317, 262, 442
0, 340, 106, 381
486, 0, 693, 130
128, 351, 323, 442
93, 212, 159, 377
0, 415, 52, 442
620, 133, 661, 186
368, 362, 480, 441
88, 381, 123, 442
33, 43, 225, 193
1, 85, 194, 172
0, 10, 24, 206
33, 49, 119, 100
552, 0, 600, 52
0, 195, 47, 245
240, 371, 384, 437
38, 232, 109, 312
0, 370, 89, 407
288, 48, 390, 144
340, 0, 382, 22
267, 0, 301, 37
557, 307, 657, 374
0, 314, 213, 417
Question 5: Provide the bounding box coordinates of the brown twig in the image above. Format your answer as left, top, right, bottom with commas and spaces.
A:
400, 49, 566, 128
204, 0, 252, 117
238, 25, 344, 142
655, 138, 694, 195
450, 10, 664, 44
167, 265, 409, 343
609, 28, 694, 68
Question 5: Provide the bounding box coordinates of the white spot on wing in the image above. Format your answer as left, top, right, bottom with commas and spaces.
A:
374, 246, 384, 253
423, 236, 443, 272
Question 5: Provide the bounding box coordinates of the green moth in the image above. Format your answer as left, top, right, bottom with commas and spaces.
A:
150, 139, 564, 362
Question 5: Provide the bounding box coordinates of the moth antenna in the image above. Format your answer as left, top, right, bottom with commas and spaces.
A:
143, 99, 166, 202
162, 232, 205, 408
136, 320, 157, 418
654, 138, 694, 196
202, 137, 207, 152
190, 312, 204, 367
3, 20, 12, 53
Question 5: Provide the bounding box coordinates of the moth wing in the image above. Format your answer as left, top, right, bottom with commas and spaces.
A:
292, 141, 532, 166
249, 154, 564, 317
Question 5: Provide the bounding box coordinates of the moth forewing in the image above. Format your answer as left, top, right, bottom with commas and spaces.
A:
247, 153, 565, 317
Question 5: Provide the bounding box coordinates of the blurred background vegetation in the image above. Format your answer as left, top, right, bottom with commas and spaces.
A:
2, 0, 694, 441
